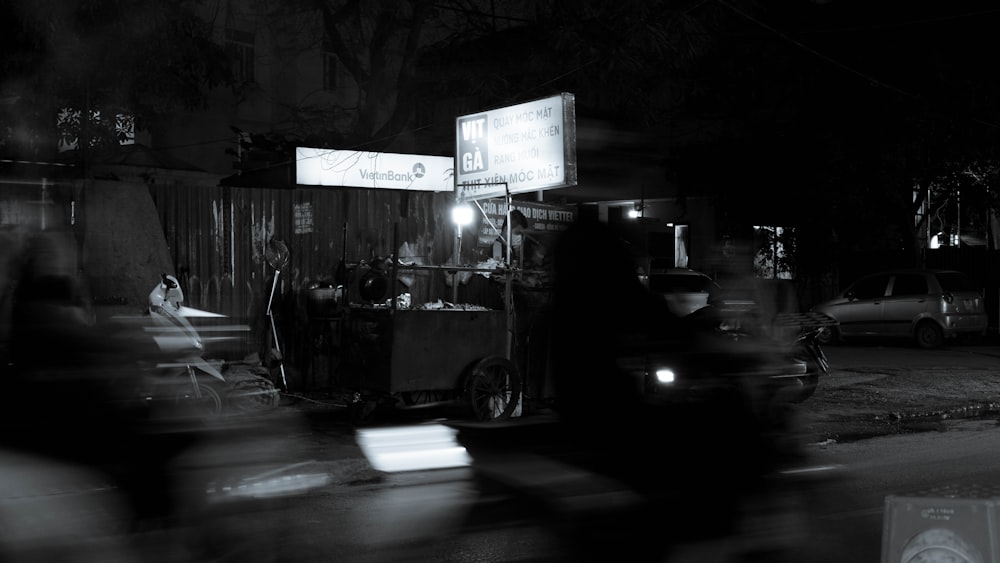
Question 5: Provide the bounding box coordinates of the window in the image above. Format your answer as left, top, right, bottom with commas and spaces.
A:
57, 107, 87, 152
323, 37, 339, 90
226, 29, 256, 83
115, 113, 134, 145
753, 225, 795, 279
56, 107, 134, 152
647, 225, 689, 269
674, 225, 689, 268
936, 272, 976, 292
850, 274, 890, 300
889, 274, 928, 297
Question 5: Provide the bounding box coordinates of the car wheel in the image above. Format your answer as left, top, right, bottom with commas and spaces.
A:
915, 320, 944, 349
816, 326, 839, 346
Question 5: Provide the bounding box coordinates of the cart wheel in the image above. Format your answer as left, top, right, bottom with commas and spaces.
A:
222, 364, 280, 412
401, 390, 455, 406
227, 375, 280, 412
465, 357, 522, 422
172, 379, 223, 418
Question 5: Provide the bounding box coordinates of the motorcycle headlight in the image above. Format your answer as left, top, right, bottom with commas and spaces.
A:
654, 367, 676, 385
717, 315, 746, 332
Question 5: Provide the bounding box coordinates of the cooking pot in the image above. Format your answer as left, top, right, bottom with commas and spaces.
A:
359, 271, 389, 302
307, 284, 342, 317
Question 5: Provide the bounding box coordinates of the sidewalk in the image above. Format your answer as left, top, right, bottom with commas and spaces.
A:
797, 341, 1000, 444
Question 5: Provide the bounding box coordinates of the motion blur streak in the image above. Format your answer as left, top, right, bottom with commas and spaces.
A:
357, 424, 472, 472
0, 228, 327, 562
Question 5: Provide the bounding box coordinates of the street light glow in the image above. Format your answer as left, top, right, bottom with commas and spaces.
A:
452, 204, 474, 226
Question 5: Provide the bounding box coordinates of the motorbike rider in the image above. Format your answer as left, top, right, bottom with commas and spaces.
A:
547, 217, 794, 559
0, 229, 323, 560
0, 230, 191, 528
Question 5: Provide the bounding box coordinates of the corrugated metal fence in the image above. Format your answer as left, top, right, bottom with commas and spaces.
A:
147, 183, 469, 387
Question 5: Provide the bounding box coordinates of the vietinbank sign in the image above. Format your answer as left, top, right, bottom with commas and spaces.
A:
455, 93, 577, 201
295, 148, 453, 191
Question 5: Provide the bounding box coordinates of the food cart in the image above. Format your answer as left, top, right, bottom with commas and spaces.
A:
310, 189, 575, 423
318, 223, 523, 424
297, 94, 576, 422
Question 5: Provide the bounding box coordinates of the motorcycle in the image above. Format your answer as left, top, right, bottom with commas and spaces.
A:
684, 296, 835, 404
143, 273, 278, 417
779, 312, 834, 402
0, 271, 318, 562
451, 307, 839, 562
454, 317, 841, 561
145, 273, 228, 415
450, 220, 840, 560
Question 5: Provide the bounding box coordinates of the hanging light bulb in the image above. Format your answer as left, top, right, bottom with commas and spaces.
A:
452, 203, 473, 226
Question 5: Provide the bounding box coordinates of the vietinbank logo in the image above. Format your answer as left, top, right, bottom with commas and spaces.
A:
359, 168, 419, 183
457, 113, 488, 174
295, 148, 453, 191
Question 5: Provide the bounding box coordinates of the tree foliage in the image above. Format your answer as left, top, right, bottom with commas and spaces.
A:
235, 0, 479, 155
538, 0, 726, 127
240, 0, 727, 158
6, 0, 998, 261
1, 0, 231, 158
664, 2, 1000, 257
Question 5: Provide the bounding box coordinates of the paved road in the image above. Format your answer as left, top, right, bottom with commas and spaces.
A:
281, 340, 1000, 483
19, 341, 990, 562
234, 336, 1000, 563
268, 339, 982, 562
10, 342, 999, 561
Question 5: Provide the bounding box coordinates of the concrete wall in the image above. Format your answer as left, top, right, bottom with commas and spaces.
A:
81, 180, 175, 319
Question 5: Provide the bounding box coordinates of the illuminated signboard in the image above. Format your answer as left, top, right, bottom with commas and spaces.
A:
296, 148, 453, 191
475, 198, 577, 246
455, 92, 577, 201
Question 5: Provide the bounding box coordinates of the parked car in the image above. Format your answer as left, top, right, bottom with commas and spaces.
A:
646, 267, 721, 317
809, 269, 987, 349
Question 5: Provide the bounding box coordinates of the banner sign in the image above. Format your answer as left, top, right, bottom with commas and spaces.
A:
475, 198, 577, 246
296, 148, 453, 191
455, 93, 577, 201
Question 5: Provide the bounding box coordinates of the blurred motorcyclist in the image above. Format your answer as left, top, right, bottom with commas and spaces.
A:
546, 217, 794, 559
0, 228, 326, 561
549, 217, 681, 442
0, 230, 190, 528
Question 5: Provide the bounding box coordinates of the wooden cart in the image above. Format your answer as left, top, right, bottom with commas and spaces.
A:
334, 264, 522, 423
324, 185, 532, 423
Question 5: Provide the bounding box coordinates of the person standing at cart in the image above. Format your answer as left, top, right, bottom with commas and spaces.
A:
495, 209, 544, 270
494, 209, 551, 399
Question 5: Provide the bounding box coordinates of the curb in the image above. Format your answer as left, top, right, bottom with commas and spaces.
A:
878, 401, 1000, 423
